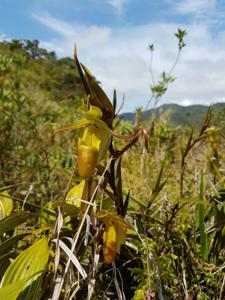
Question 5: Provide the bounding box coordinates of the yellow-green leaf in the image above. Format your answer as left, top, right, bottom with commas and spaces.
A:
66, 180, 86, 208
0, 278, 28, 300
0, 237, 50, 300
0, 191, 13, 219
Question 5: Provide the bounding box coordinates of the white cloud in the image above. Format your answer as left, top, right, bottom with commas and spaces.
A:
90, 0, 128, 16
32, 12, 225, 112
172, 0, 216, 14
106, 0, 127, 15
32, 12, 111, 52
168, 0, 225, 29
32, 12, 75, 36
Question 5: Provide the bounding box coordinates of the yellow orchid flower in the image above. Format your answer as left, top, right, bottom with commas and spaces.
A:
97, 210, 129, 264
52, 105, 111, 179
52, 104, 148, 179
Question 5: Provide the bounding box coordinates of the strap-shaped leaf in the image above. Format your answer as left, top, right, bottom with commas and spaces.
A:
0, 233, 29, 257
52, 239, 87, 279
0, 212, 34, 235
0, 237, 50, 300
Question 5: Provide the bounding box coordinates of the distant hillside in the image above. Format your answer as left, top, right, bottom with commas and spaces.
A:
120, 103, 225, 127
0, 39, 84, 104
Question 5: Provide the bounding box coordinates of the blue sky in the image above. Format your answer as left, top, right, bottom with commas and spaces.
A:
1, 0, 225, 111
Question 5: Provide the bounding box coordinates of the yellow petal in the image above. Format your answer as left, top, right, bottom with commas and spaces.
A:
78, 124, 110, 162
77, 144, 99, 178
98, 210, 129, 263
103, 223, 117, 264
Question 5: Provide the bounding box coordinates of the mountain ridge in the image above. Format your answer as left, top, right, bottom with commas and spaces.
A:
120, 103, 225, 127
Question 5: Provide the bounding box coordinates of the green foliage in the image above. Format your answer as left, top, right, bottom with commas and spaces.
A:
175, 28, 187, 50
147, 28, 187, 109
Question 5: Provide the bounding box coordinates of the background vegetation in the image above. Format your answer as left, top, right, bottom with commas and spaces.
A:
0, 39, 225, 300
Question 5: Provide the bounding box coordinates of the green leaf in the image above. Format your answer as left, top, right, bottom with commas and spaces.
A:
128, 194, 147, 209
0, 237, 50, 300
17, 275, 43, 300
148, 160, 166, 207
